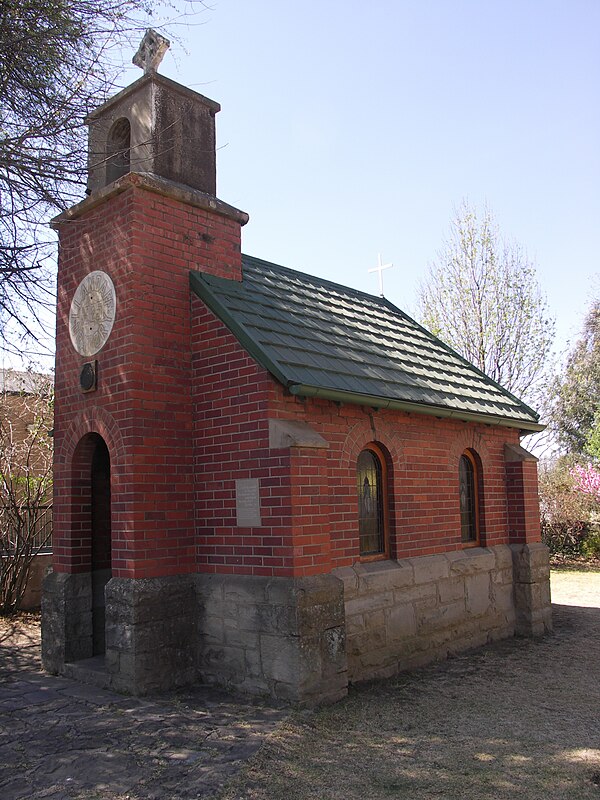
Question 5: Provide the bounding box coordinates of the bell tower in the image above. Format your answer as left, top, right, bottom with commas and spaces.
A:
42, 31, 248, 694
86, 30, 220, 196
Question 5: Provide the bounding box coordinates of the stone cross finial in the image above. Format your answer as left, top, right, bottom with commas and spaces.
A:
369, 253, 393, 297
132, 28, 171, 74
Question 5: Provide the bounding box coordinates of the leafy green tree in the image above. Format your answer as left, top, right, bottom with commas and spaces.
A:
585, 414, 600, 462
0, 0, 205, 357
553, 301, 600, 455
417, 201, 554, 408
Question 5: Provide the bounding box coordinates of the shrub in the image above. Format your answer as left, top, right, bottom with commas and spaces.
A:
0, 381, 53, 613
581, 527, 600, 559
539, 458, 600, 558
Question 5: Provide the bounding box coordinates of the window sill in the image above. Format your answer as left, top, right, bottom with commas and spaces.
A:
359, 551, 389, 563
461, 539, 481, 549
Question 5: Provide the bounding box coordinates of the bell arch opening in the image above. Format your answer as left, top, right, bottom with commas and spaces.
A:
106, 117, 131, 184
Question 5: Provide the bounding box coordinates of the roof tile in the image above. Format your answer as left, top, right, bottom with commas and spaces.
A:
190, 255, 542, 431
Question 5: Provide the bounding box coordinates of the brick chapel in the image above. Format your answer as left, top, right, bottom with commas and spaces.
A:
42, 35, 552, 705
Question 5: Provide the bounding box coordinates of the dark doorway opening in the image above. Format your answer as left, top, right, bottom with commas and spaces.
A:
91, 438, 111, 655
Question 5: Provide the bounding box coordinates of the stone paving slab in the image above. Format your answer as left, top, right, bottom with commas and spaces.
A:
0, 618, 287, 800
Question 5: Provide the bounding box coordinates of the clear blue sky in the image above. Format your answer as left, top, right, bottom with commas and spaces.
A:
132, 0, 598, 358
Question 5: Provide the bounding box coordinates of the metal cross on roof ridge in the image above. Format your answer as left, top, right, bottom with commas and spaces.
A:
368, 253, 393, 297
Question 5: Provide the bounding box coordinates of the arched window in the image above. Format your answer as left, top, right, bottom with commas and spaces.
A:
459, 450, 480, 545
106, 117, 131, 184
357, 445, 389, 559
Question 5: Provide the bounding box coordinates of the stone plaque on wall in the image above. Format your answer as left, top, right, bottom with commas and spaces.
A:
236, 478, 261, 527
69, 271, 117, 357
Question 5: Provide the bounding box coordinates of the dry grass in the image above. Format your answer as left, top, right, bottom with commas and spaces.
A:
214, 569, 600, 800
2, 573, 600, 800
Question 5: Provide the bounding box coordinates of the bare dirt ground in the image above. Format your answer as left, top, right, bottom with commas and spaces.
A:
215, 569, 600, 800
1, 569, 599, 800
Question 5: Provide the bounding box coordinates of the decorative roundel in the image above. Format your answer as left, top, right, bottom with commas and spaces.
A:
79, 362, 96, 392
69, 271, 116, 357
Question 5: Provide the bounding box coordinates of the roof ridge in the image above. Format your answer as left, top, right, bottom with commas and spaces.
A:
241, 254, 394, 307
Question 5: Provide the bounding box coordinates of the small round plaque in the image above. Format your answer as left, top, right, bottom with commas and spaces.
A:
80, 362, 96, 392
69, 271, 116, 357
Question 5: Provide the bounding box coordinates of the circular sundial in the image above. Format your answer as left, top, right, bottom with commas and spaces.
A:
69, 271, 116, 357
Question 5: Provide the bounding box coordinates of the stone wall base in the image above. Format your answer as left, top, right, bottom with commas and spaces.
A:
105, 576, 196, 694
42, 545, 552, 702
511, 542, 553, 636
42, 571, 93, 673
195, 573, 348, 706
41, 570, 348, 705
333, 544, 552, 684
42, 572, 196, 694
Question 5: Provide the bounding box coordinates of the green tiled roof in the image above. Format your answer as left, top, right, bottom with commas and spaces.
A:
190, 255, 543, 432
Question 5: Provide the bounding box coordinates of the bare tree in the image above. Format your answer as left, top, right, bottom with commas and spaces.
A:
0, 0, 208, 358
551, 301, 600, 456
0, 373, 53, 614
418, 201, 555, 410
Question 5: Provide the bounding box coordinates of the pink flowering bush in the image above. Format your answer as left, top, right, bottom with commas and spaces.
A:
570, 464, 600, 501
539, 459, 600, 558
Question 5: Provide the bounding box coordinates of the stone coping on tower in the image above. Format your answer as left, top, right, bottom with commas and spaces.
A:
50, 171, 249, 229
84, 71, 221, 124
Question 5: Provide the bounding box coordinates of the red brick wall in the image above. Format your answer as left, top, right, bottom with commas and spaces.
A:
191, 299, 542, 578
191, 294, 296, 576
506, 460, 542, 543
268, 390, 525, 567
53, 177, 243, 578
54, 174, 542, 582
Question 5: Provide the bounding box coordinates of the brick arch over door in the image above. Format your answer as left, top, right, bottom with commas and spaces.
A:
55, 407, 124, 470
52, 408, 124, 575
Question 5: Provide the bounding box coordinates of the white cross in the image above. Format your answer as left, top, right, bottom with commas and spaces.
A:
369, 253, 393, 297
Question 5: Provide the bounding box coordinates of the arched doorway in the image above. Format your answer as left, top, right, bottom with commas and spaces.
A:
91, 438, 111, 655
70, 433, 111, 657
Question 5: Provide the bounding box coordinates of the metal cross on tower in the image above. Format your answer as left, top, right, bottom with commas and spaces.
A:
369, 254, 393, 297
